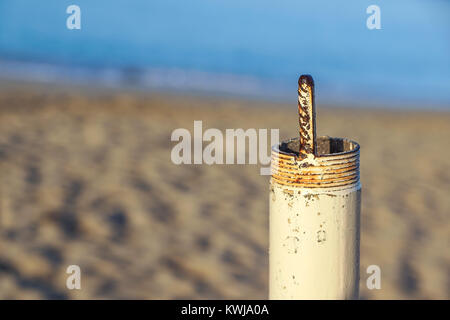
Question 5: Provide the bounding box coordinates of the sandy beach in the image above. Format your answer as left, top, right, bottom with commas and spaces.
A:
0, 83, 449, 299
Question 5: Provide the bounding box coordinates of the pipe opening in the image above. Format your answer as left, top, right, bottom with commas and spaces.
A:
279, 136, 359, 157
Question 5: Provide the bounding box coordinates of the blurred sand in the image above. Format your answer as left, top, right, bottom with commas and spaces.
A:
0, 84, 449, 299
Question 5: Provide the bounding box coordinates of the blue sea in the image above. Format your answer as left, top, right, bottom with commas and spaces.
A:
0, 0, 449, 108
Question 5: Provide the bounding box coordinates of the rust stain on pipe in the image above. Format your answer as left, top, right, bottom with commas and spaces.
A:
271, 136, 360, 188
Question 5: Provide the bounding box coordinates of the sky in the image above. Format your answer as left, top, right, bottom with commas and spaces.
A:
0, 0, 449, 107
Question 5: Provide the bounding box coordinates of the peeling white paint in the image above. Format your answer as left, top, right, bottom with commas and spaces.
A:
269, 182, 361, 299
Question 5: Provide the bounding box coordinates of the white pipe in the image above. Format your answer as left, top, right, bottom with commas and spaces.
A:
269, 75, 361, 299
269, 174, 361, 299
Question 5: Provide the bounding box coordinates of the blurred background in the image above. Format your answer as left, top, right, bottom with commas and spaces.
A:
0, 0, 449, 299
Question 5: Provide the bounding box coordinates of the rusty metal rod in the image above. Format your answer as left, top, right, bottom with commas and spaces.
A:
297, 75, 316, 159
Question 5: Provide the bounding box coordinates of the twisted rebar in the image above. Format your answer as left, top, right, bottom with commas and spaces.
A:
297, 75, 316, 159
